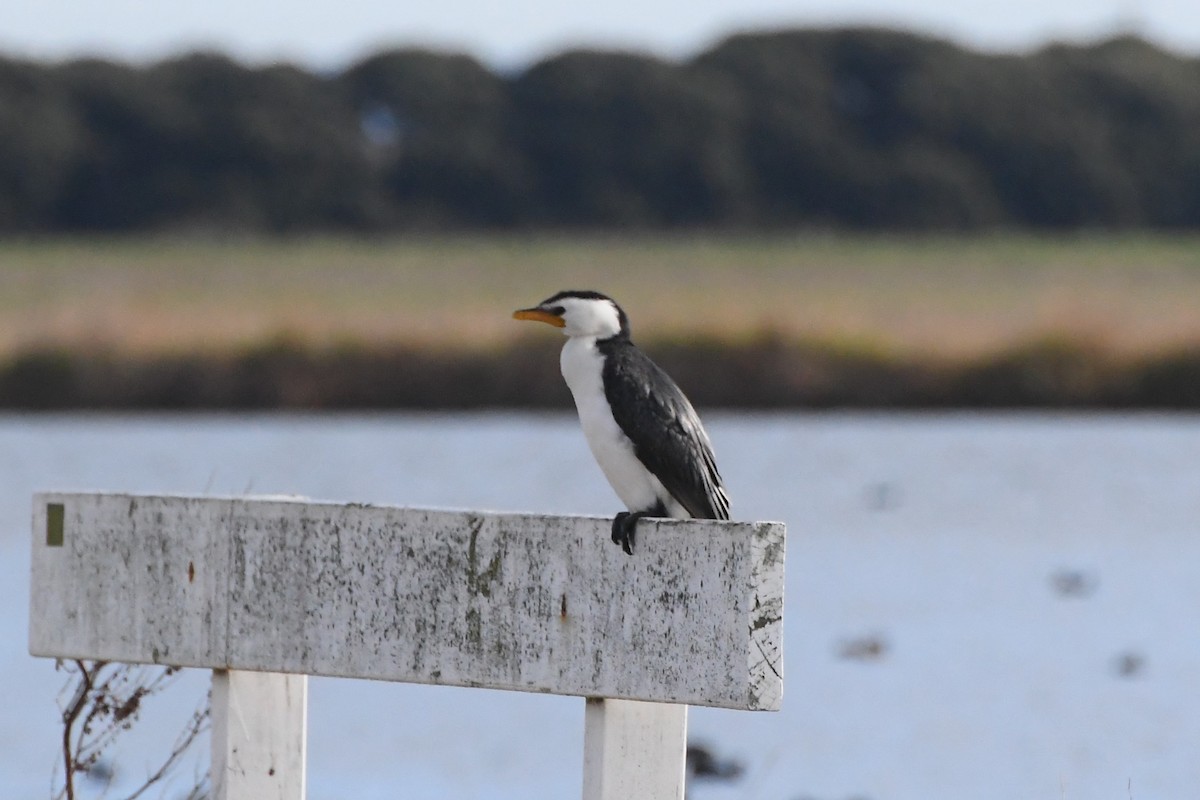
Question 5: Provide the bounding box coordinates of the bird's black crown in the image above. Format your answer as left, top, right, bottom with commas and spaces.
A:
539, 289, 631, 339
541, 289, 616, 305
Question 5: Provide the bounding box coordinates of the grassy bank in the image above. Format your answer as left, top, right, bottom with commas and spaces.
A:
3, 234, 1200, 409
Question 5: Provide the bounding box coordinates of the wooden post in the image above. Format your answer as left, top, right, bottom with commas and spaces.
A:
583, 699, 687, 800
29, 493, 785, 799
211, 670, 307, 800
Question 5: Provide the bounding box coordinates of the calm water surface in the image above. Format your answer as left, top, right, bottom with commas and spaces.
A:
3, 412, 1199, 799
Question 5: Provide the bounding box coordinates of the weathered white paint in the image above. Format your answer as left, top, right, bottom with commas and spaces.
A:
582, 698, 687, 800
211, 670, 307, 800
29, 492, 785, 710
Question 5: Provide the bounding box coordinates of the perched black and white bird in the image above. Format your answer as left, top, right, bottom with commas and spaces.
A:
513, 290, 729, 554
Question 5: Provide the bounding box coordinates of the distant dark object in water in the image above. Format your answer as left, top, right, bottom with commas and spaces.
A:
82, 757, 116, 785
837, 634, 889, 662
864, 481, 901, 511
1113, 650, 1146, 678
686, 743, 745, 782
1050, 568, 1099, 598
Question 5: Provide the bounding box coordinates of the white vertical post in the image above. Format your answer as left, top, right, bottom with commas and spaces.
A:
211, 670, 308, 800
581, 698, 688, 800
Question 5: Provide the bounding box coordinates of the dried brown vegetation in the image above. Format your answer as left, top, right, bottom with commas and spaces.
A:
4, 235, 1200, 409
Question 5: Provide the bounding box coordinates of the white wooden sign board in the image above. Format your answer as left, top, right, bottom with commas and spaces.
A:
29, 492, 785, 799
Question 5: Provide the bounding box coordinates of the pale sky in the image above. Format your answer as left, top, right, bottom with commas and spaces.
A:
3, 0, 1197, 69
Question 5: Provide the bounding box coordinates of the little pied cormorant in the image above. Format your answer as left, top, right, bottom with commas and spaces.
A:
513, 290, 730, 554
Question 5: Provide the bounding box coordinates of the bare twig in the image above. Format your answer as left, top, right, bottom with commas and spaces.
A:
55, 661, 209, 800
58, 659, 102, 800
124, 689, 210, 800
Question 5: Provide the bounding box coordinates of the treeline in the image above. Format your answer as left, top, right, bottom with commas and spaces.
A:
2, 28, 1199, 232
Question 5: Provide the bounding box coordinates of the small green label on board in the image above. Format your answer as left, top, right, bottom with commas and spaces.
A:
46, 503, 64, 547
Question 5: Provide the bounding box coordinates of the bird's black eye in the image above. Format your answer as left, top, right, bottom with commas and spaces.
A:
548, 306, 565, 315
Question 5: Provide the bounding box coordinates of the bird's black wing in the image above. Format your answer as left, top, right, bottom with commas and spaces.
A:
600, 340, 730, 520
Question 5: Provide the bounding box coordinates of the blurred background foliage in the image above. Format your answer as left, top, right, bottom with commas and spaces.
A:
2, 27, 1199, 234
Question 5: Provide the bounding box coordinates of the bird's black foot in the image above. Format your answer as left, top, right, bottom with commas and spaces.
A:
611, 511, 650, 556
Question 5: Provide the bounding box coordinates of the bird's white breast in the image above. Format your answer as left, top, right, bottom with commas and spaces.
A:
560, 337, 679, 514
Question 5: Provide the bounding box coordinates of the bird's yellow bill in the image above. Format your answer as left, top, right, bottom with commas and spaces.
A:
513, 308, 566, 327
